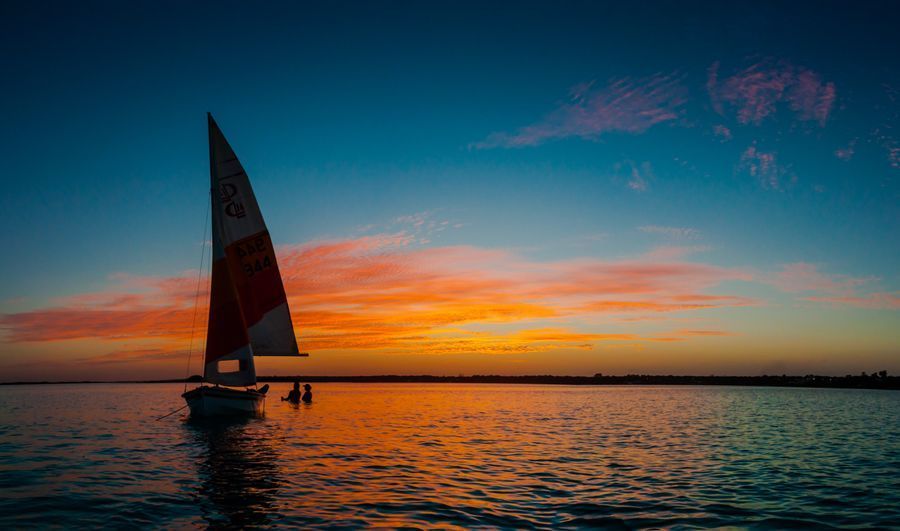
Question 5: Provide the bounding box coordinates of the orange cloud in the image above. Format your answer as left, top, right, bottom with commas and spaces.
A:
1, 235, 755, 363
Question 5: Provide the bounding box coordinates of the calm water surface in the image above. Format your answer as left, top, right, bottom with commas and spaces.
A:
1, 384, 898, 529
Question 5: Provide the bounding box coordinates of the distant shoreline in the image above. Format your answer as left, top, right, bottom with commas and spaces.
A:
2, 373, 897, 390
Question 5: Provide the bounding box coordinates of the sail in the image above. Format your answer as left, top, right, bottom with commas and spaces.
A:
203, 114, 300, 387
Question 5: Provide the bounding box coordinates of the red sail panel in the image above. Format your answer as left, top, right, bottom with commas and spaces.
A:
203, 251, 258, 387
205, 256, 250, 363
224, 232, 286, 326
225, 232, 300, 355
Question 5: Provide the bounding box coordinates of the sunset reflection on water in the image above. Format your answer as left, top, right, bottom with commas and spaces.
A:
1, 383, 898, 528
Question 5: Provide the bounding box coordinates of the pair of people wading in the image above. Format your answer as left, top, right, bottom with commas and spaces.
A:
282, 382, 312, 404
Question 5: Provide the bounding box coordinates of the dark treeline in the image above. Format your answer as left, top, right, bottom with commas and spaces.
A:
3, 372, 897, 389
252, 372, 899, 389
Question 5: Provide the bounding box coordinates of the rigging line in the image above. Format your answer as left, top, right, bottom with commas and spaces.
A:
199, 204, 214, 386
156, 404, 189, 421
183, 189, 211, 393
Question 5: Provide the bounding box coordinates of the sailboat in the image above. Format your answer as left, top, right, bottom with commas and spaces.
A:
183, 113, 307, 417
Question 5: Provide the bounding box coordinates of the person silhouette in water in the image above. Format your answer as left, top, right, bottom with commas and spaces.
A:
282, 381, 301, 404
301, 384, 313, 403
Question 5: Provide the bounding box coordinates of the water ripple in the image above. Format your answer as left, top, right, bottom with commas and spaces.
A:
1, 384, 898, 528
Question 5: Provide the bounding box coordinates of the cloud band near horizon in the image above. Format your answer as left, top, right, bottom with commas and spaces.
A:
2, 233, 896, 371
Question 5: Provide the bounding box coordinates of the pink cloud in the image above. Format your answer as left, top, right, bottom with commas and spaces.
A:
737, 144, 793, 190
764, 263, 897, 310
888, 145, 900, 169
708, 60, 836, 127
872, 129, 899, 169
767, 263, 872, 296
713, 124, 733, 141
473, 73, 687, 149
835, 138, 857, 161
871, 84, 900, 169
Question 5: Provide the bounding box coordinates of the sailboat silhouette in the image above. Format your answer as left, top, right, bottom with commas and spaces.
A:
183, 114, 308, 416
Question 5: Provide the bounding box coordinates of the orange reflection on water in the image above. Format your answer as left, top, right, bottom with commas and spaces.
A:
234, 383, 733, 527
3, 383, 898, 527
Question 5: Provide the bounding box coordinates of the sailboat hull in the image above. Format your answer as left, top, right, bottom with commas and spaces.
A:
182, 386, 265, 417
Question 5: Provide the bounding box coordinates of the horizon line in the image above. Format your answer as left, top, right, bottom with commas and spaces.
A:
2, 372, 895, 389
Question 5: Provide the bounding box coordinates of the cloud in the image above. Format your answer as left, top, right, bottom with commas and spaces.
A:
737, 144, 793, 190
575, 295, 754, 314
0, 235, 755, 361
888, 146, 900, 169
869, 84, 900, 170
615, 160, 654, 192
628, 165, 649, 191
764, 263, 898, 309
394, 211, 430, 228
834, 139, 856, 161
708, 60, 836, 126
805, 292, 900, 310
473, 73, 687, 149
390, 210, 458, 244
766, 262, 872, 296
638, 225, 700, 239
81, 347, 189, 365
875, 131, 900, 169
713, 124, 733, 141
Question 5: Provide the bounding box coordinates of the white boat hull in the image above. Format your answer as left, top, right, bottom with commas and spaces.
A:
182, 385, 266, 417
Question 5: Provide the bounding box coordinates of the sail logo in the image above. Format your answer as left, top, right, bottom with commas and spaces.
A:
219, 183, 246, 219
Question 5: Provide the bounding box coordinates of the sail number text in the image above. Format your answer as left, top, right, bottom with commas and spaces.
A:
235, 237, 273, 278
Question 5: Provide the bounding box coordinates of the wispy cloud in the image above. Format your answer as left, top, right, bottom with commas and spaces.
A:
767, 262, 872, 296
1, 235, 754, 360
628, 164, 649, 191
835, 138, 857, 161
81, 347, 189, 365
708, 60, 836, 126
887, 146, 900, 169
806, 293, 900, 310
713, 124, 733, 141
638, 225, 700, 239
473, 73, 687, 149
737, 144, 794, 190
874, 84, 900, 169
764, 263, 898, 309
615, 160, 654, 192
873, 130, 900, 169
390, 210, 457, 244
394, 211, 430, 227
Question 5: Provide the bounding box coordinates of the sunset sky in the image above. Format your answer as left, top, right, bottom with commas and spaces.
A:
1, 1, 898, 381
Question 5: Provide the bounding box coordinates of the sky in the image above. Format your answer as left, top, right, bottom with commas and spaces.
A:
1, 1, 899, 381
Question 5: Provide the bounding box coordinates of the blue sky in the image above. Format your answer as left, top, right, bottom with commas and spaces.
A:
1, 1, 898, 379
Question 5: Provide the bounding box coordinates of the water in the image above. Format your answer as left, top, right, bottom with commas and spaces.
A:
1, 384, 898, 529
